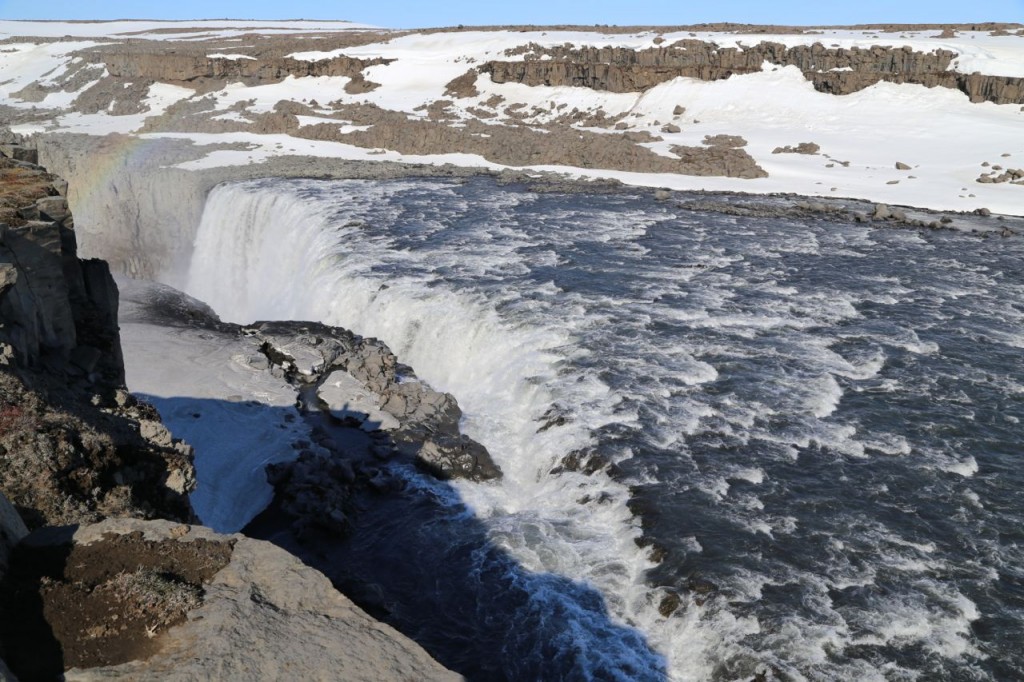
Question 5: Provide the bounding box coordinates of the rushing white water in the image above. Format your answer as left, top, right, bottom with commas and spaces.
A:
183, 177, 1024, 681
184, 179, 690, 677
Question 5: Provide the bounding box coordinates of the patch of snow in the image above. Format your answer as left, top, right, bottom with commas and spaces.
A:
138, 131, 503, 172
294, 115, 371, 132
207, 53, 256, 60
53, 81, 194, 134
208, 76, 352, 114
0, 40, 101, 105
117, 278, 312, 533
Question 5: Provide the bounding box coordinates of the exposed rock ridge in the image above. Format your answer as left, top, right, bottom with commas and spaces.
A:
295, 103, 767, 178
96, 51, 394, 87
484, 41, 1024, 104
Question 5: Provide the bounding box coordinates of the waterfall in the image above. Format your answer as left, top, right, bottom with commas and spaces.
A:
183, 178, 705, 679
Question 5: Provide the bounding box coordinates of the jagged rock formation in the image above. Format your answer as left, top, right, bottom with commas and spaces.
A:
484, 41, 1024, 104
120, 279, 501, 485
2, 518, 460, 681
0, 158, 122, 378
254, 320, 500, 481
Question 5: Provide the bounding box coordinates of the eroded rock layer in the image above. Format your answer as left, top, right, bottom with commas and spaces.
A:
484, 41, 1024, 104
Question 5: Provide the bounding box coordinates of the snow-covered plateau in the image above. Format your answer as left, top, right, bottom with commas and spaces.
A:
1, 19, 1022, 215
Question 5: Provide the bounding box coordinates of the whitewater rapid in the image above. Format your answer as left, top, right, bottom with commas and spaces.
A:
183, 177, 1024, 681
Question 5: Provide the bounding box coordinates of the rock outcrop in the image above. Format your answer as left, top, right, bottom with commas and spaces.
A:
227, 318, 502, 483
484, 41, 1024, 104
1, 518, 460, 681
94, 50, 393, 90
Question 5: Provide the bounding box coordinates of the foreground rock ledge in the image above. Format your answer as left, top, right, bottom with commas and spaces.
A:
10, 518, 461, 681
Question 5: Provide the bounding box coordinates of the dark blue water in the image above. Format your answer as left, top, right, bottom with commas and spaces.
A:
190, 177, 1024, 681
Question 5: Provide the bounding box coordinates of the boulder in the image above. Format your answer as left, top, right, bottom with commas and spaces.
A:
403, 432, 502, 481
0, 264, 15, 297
0, 145, 37, 165
35, 196, 70, 223
895, 161, 912, 170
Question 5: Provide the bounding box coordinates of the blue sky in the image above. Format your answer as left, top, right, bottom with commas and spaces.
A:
0, 0, 1021, 28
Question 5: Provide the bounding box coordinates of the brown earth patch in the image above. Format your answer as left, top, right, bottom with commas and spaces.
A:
444, 69, 481, 98
0, 530, 232, 679
294, 103, 767, 178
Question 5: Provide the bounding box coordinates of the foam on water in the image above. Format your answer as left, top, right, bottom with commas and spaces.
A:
184, 177, 1024, 681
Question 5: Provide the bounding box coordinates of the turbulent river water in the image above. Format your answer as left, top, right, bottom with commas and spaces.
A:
184, 177, 1023, 681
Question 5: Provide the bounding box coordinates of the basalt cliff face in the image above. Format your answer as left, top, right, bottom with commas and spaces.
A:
484, 41, 1024, 104
0, 147, 461, 681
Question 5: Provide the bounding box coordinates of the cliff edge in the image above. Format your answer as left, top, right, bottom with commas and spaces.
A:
0, 148, 460, 681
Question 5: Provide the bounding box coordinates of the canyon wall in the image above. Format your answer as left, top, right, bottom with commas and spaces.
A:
484, 41, 1024, 104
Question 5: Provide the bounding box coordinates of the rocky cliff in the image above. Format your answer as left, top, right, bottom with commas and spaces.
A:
0, 152, 195, 529
484, 41, 1024, 104
0, 149, 462, 680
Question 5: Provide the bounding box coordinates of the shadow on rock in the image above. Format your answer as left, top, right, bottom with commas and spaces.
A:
243, 403, 668, 682
0, 526, 75, 681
